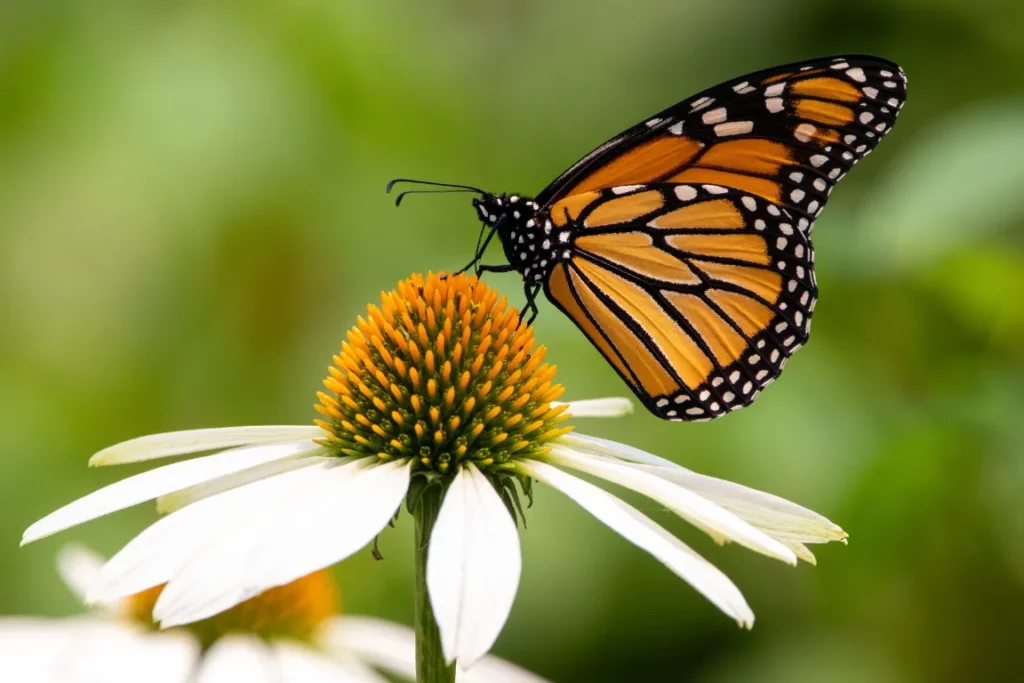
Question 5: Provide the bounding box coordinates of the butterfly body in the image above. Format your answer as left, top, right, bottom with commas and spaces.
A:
406, 55, 906, 421
472, 194, 562, 285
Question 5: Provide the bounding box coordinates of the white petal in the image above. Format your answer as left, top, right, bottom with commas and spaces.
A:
428, 463, 522, 666
90, 425, 321, 466
55, 543, 107, 605
563, 432, 847, 544
780, 539, 817, 565
551, 397, 633, 418
517, 459, 753, 628
318, 617, 417, 681
323, 616, 551, 683
0, 617, 148, 683
87, 457, 332, 605
152, 458, 411, 627
22, 442, 323, 545
646, 467, 847, 544
95, 630, 198, 683
557, 432, 680, 468
327, 659, 393, 683
274, 640, 378, 683
156, 451, 331, 514
0, 619, 199, 683
546, 445, 797, 565
455, 652, 552, 683
195, 635, 275, 683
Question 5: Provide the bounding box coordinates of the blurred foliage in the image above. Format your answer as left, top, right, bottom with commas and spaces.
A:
1, 1, 1022, 682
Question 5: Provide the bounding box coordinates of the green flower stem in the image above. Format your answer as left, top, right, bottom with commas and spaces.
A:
414, 485, 457, 683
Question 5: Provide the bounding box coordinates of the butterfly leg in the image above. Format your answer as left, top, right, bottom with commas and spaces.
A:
476, 263, 516, 274
450, 225, 486, 276
451, 224, 500, 277
522, 283, 541, 325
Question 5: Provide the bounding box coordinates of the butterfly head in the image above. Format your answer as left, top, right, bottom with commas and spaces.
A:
473, 193, 561, 284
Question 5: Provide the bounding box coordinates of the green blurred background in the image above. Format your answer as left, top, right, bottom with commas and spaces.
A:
2, 1, 1023, 681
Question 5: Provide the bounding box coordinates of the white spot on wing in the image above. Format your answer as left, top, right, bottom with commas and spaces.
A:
690, 96, 713, 111
714, 121, 753, 137
675, 185, 697, 202
703, 108, 728, 125
794, 123, 817, 142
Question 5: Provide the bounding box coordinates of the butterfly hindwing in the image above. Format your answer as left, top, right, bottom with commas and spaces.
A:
545, 184, 815, 421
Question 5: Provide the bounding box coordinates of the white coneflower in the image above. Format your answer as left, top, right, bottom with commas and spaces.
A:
0, 544, 546, 682
23, 273, 846, 680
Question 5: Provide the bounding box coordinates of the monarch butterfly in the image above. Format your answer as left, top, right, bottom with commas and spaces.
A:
389, 55, 907, 421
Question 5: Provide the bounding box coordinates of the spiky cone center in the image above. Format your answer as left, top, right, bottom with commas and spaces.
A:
315, 272, 572, 476
125, 570, 338, 647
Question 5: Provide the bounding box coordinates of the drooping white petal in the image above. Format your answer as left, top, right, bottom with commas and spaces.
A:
562, 432, 847, 545
644, 467, 847, 544
545, 445, 797, 565
89, 426, 321, 466
427, 463, 522, 667
780, 539, 817, 565
557, 432, 682, 468
195, 635, 275, 683
274, 640, 377, 683
323, 616, 551, 683
155, 451, 331, 514
87, 457, 332, 605
551, 397, 634, 418
517, 459, 754, 628
22, 442, 323, 545
152, 458, 412, 628
55, 543, 107, 605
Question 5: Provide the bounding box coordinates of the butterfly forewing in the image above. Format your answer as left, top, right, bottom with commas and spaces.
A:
545, 184, 815, 420
541, 55, 907, 235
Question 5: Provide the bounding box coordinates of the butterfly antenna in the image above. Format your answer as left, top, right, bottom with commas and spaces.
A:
392, 188, 482, 207
386, 178, 486, 195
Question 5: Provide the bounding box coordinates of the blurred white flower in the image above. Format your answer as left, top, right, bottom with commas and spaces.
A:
22, 273, 847, 669
0, 545, 547, 683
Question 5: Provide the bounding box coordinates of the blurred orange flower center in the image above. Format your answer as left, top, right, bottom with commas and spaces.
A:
126, 569, 338, 646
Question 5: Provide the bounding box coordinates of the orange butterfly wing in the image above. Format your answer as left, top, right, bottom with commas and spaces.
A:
538, 56, 906, 420
544, 185, 812, 420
